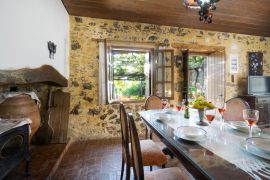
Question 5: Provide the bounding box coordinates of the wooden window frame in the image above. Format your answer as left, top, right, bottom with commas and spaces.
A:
152, 49, 174, 100
106, 46, 154, 104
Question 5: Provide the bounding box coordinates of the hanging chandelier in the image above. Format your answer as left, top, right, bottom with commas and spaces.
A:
183, 0, 220, 23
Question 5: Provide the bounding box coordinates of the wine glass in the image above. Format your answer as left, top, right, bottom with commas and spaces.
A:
216, 100, 226, 124
243, 109, 259, 138
205, 109, 216, 124
176, 102, 184, 111
161, 99, 168, 109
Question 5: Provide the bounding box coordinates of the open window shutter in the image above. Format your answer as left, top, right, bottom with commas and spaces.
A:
152, 50, 174, 99
182, 50, 189, 102
206, 52, 225, 103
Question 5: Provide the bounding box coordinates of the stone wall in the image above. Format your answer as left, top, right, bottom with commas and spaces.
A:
69, 16, 270, 141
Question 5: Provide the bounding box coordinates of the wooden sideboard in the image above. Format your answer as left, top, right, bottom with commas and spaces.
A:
240, 95, 270, 125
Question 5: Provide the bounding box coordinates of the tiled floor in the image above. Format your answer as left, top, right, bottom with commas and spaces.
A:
4, 137, 194, 180
5, 143, 67, 180
53, 137, 194, 180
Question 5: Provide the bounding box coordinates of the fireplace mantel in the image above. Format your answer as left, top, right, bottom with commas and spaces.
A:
0, 65, 68, 87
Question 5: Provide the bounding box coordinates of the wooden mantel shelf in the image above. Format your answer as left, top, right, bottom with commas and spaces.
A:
0, 65, 68, 87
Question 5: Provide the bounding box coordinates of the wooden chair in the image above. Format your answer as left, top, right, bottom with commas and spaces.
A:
223, 97, 250, 121
128, 113, 186, 180
120, 103, 167, 180
144, 95, 163, 139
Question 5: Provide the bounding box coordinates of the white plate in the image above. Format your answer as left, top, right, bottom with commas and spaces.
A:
157, 113, 174, 122
246, 137, 270, 155
240, 141, 270, 160
174, 126, 207, 142
226, 121, 261, 134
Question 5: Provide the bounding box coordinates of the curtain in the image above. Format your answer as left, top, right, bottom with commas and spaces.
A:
98, 41, 107, 104
206, 52, 225, 103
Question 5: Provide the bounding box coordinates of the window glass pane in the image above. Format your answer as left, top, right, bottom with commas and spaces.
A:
157, 68, 162, 82
165, 68, 171, 81
165, 52, 171, 66
158, 52, 163, 66
108, 49, 151, 102
165, 83, 172, 97
156, 83, 163, 97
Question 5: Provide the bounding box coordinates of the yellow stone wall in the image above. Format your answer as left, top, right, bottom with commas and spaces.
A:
69, 16, 270, 141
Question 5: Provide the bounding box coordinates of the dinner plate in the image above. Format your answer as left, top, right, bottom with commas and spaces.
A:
157, 113, 174, 122
174, 126, 207, 142
240, 141, 270, 160
246, 137, 270, 155
226, 121, 261, 134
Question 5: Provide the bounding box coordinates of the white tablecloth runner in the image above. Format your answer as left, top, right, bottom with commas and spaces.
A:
0, 118, 32, 135
141, 109, 270, 180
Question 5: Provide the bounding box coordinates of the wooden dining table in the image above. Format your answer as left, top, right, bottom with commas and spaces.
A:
139, 109, 270, 180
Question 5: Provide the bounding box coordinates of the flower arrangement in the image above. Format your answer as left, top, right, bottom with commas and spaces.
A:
190, 96, 215, 109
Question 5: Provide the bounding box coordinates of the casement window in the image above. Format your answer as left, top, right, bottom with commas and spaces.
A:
98, 41, 174, 104
153, 50, 174, 100
106, 47, 151, 103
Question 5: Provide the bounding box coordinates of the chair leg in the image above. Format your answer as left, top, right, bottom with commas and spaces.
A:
145, 127, 148, 139
162, 164, 165, 168
150, 166, 152, 171
162, 147, 174, 159
149, 130, 153, 140
126, 163, 130, 180
120, 158, 125, 180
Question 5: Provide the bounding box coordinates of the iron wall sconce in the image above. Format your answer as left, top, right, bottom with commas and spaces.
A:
48, 41, 57, 59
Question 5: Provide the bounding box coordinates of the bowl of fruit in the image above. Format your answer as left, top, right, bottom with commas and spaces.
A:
190, 96, 215, 126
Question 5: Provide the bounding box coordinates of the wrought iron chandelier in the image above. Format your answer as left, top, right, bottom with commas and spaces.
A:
183, 0, 220, 23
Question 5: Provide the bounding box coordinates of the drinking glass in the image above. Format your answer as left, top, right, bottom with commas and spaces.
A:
205, 109, 216, 124
176, 102, 184, 111
243, 109, 259, 138
161, 99, 168, 109
216, 100, 226, 123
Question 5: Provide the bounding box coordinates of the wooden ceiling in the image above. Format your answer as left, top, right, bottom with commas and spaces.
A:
62, 0, 270, 37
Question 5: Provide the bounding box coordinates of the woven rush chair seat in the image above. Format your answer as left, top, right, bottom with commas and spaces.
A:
120, 103, 167, 180
129, 139, 167, 166
223, 97, 250, 121
128, 113, 186, 180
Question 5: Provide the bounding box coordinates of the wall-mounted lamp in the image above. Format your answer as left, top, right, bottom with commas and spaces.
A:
175, 55, 183, 68
48, 41, 57, 59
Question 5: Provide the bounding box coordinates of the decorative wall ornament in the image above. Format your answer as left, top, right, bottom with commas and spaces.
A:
229, 54, 238, 74
48, 41, 57, 59
248, 52, 263, 76
182, 0, 220, 23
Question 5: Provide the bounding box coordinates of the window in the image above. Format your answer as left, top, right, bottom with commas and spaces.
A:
186, 53, 225, 102
153, 50, 174, 100
99, 41, 175, 104
107, 47, 151, 103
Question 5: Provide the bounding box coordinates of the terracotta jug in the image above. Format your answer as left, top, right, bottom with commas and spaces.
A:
0, 94, 41, 142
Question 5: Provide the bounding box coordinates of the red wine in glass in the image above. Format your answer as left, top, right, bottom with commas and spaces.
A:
218, 108, 226, 114
205, 114, 215, 123
245, 118, 257, 126
176, 105, 182, 111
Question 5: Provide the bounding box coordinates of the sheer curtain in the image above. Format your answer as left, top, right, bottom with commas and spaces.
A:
206, 52, 225, 103
98, 41, 107, 105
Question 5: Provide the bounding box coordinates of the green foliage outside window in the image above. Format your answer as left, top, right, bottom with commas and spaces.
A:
112, 51, 147, 100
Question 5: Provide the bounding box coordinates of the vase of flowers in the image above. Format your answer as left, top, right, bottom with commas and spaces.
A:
191, 96, 215, 126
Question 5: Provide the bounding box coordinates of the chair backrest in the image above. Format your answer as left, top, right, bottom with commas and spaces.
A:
223, 97, 250, 121
128, 113, 144, 180
120, 103, 130, 164
145, 95, 162, 110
